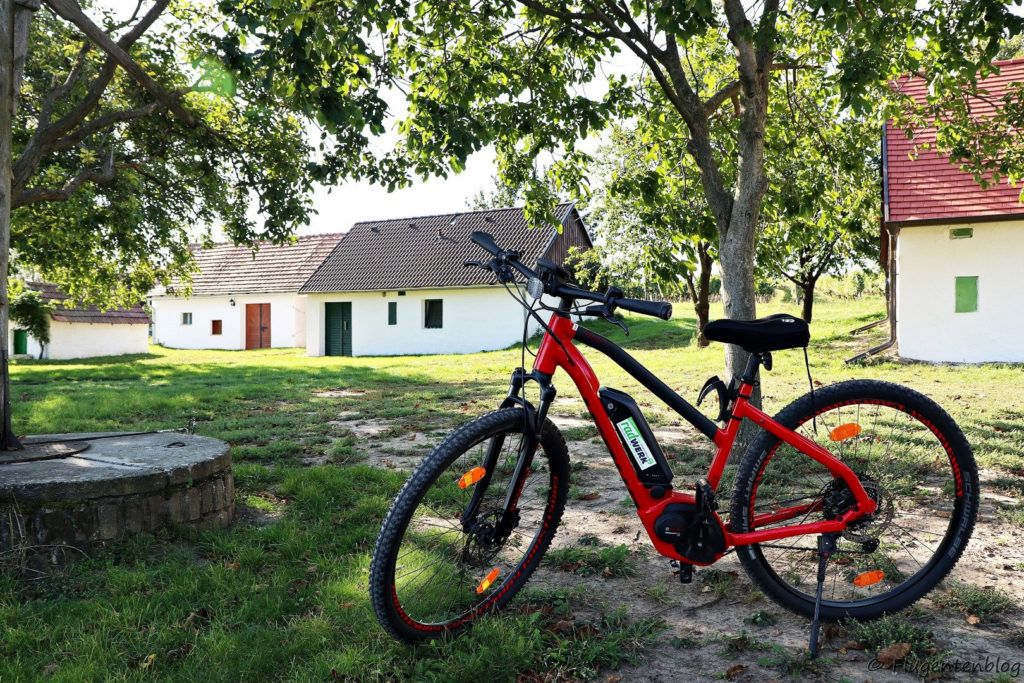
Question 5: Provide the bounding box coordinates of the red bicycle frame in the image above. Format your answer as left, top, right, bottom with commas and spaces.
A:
531, 314, 877, 566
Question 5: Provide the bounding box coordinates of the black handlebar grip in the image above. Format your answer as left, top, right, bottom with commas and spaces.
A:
470, 231, 502, 256
618, 298, 672, 320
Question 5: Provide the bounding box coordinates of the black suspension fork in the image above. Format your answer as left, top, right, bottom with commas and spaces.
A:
460, 368, 557, 534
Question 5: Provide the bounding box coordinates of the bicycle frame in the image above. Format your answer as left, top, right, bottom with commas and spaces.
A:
512, 313, 878, 566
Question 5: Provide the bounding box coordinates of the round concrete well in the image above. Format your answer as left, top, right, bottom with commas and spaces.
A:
0, 432, 232, 565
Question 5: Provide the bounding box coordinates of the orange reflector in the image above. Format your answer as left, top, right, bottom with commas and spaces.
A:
476, 567, 500, 594
458, 467, 487, 489
830, 423, 862, 442
853, 570, 885, 587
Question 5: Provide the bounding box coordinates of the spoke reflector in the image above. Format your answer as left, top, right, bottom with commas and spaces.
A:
853, 570, 885, 586
476, 568, 500, 594
830, 423, 862, 442
458, 467, 487, 489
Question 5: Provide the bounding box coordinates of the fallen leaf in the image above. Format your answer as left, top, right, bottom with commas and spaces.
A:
306, 565, 319, 574
302, 550, 312, 560
329, 668, 341, 678
876, 642, 911, 669
606, 676, 622, 683
966, 614, 981, 625
339, 602, 355, 609
578, 492, 600, 500
548, 620, 574, 633
225, 562, 240, 571
140, 653, 157, 669
603, 566, 613, 578
724, 664, 747, 680
559, 562, 581, 572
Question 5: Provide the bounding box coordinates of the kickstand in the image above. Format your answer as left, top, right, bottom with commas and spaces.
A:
808, 533, 838, 658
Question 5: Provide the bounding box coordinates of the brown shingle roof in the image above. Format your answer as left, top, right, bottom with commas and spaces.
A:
28, 282, 150, 325
160, 233, 345, 296
300, 204, 581, 293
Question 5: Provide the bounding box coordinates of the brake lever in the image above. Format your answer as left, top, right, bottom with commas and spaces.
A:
582, 304, 629, 336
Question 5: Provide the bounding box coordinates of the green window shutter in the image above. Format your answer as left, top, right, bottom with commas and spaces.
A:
954, 276, 978, 313
388, 301, 397, 325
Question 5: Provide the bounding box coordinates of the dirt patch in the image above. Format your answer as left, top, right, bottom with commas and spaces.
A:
315, 389, 366, 398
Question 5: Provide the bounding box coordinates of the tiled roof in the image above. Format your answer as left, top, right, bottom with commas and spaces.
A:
886, 58, 1024, 224
28, 282, 150, 325
157, 233, 345, 296
300, 203, 582, 292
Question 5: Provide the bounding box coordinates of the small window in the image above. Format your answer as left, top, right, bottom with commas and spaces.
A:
950, 227, 974, 240
398, 291, 406, 296
182, 312, 193, 325
211, 320, 223, 335
955, 276, 978, 313
424, 299, 443, 329
388, 301, 397, 326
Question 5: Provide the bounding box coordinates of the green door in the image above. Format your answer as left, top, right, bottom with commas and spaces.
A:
325, 302, 352, 356
13, 329, 27, 355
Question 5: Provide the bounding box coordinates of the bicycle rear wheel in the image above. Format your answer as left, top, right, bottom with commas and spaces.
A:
730, 380, 978, 620
369, 408, 569, 643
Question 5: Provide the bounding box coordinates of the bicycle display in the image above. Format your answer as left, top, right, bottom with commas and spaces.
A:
369, 231, 979, 654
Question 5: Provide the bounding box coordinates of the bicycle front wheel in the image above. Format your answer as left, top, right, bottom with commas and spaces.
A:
730, 380, 978, 620
369, 408, 569, 643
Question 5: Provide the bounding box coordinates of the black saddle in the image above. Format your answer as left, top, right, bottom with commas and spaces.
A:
703, 313, 810, 354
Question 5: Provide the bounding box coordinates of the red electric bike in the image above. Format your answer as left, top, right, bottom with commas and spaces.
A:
369, 232, 978, 653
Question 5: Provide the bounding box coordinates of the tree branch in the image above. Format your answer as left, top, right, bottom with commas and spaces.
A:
703, 63, 815, 115
43, 0, 197, 126
49, 101, 163, 152
15, 0, 170, 191
13, 148, 116, 207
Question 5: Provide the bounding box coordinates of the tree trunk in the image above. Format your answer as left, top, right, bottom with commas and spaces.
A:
800, 277, 817, 324
695, 241, 712, 348
0, 0, 36, 450
1, 2, 20, 449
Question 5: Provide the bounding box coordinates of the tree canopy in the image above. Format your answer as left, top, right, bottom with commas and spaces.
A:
12, 1, 315, 306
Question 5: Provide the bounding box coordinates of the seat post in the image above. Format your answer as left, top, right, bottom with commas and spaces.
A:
739, 352, 762, 384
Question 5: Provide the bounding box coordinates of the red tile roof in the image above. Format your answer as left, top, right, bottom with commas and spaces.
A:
300, 203, 589, 293
886, 58, 1024, 224
158, 233, 345, 296
28, 282, 150, 325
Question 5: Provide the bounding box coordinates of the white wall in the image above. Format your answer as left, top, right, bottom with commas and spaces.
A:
306, 286, 543, 357
151, 294, 307, 350
896, 218, 1024, 362
9, 322, 148, 360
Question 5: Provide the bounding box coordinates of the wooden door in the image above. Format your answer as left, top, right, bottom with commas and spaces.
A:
325, 302, 352, 356
245, 303, 271, 349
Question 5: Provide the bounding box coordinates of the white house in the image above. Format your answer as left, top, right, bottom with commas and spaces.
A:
149, 233, 343, 350
9, 282, 150, 360
300, 204, 593, 357
884, 58, 1024, 363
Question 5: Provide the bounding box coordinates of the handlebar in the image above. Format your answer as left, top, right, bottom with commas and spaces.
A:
469, 230, 673, 321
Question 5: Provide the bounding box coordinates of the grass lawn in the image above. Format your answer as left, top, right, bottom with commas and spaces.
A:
2, 295, 1023, 680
